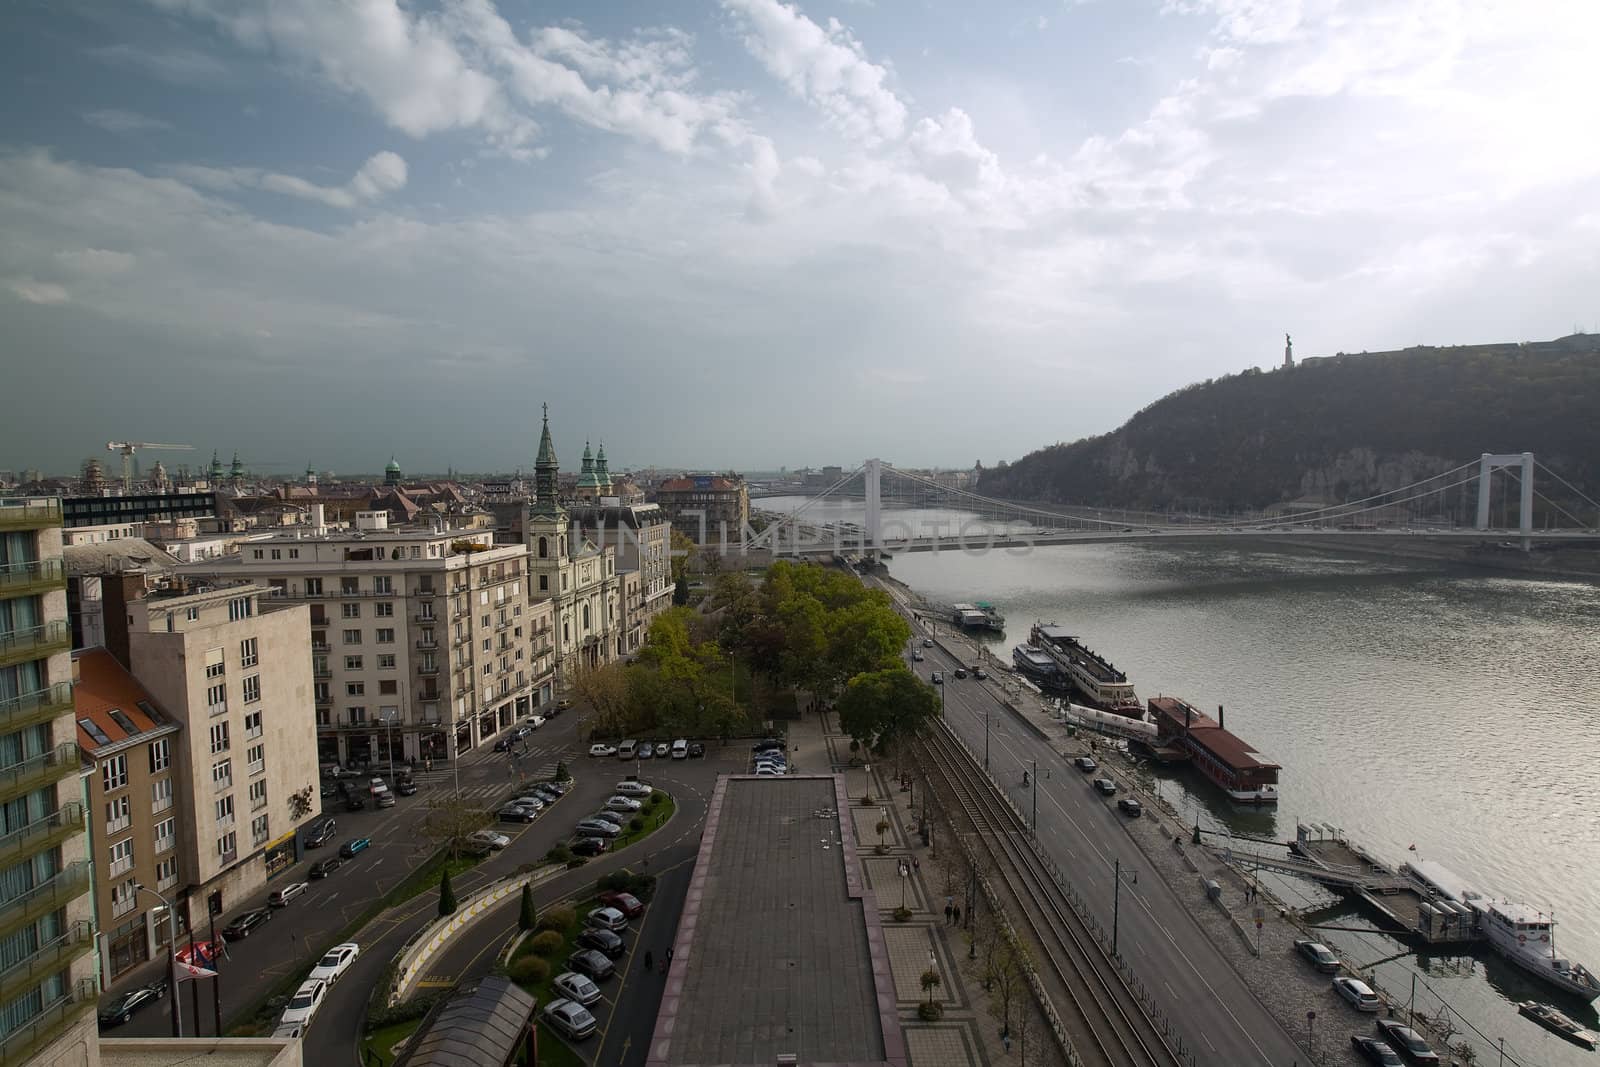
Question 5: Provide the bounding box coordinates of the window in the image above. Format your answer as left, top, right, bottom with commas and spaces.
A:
247, 743, 264, 775
376, 628, 395, 643
103, 754, 128, 792
305, 578, 323, 595
377, 653, 396, 669
110, 838, 135, 877
216, 795, 235, 827
249, 779, 267, 810
154, 817, 177, 854
347, 706, 367, 724
244, 710, 262, 739
375, 601, 394, 617
343, 629, 362, 645
373, 576, 393, 594
111, 876, 139, 918
106, 794, 131, 836
481, 614, 491, 628
209, 721, 230, 754
252, 549, 263, 559
289, 548, 299, 559
482, 663, 492, 677
240, 637, 258, 667
152, 777, 174, 813
482, 638, 491, 652
251, 814, 270, 846
344, 655, 364, 671
539, 574, 548, 591
341, 578, 359, 595
186, 606, 200, 621
148, 738, 170, 773
156, 856, 178, 890
206, 683, 227, 715
342, 602, 361, 619
346, 682, 365, 696
205, 659, 226, 679
242, 675, 261, 703
212, 758, 232, 790
217, 831, 237, 862
270, 548, 281, 560
379, 679, 398, 695
316, 707, 331, 726
228, 596, 253, 621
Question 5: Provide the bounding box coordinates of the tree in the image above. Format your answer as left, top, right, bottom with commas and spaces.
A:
836, 668, 940, 754
668, 528, 695, 582
986, 937, 1030, 1039
438, 869, 457, 916
920, 966, 941, 1005
418, 793, 489, 861
673, 573, 690, 606
518, 883, 537, 932
569, 662, 630, 736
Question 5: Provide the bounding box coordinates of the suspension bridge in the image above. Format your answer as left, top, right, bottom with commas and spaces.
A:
733, 453, 1600, 558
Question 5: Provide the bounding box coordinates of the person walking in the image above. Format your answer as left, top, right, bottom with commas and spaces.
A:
664, 947, 674, 972
944, 902, 954, 924
953, 904, 962, 926
644, 950, 654, 973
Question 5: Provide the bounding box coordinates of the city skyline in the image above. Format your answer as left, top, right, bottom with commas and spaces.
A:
3, 1, 1598, 474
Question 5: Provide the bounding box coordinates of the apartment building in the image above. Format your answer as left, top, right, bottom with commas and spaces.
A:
569, 500, 673, 656
72, 649, 184, 983
187, 512, 553, 766
111, 580, 319, 909
652, 475, 750, 543
0, 499, 99, 1067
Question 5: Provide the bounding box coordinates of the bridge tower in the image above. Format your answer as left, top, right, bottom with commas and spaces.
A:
1476, 452, 1534, 547
863, 458, 882, 561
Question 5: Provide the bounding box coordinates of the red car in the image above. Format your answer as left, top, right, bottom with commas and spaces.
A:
598, 890, 644, 918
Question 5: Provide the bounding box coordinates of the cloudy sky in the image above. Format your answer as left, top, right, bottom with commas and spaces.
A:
3, 0, 1598, 477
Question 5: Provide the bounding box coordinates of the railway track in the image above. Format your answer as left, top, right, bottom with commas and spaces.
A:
921, 722, 1181, 1067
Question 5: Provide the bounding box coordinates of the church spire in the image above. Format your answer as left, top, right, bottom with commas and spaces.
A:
595, 442, 612, 493
533, 402, 562, 516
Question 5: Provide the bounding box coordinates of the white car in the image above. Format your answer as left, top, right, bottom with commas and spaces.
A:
588, 743, 617, 758
587, 906, 629, 932
614, 780, 652, 797
271, 1022, 304, 1040
308, 942, 359, 985
280, 979, 327, 1027
754, 765, 784, 776
552, 971, 602, 1006
1333, 976, 1382, 1012
467, 830, 510, 850
528, 715, 546, 729
508, 796, 546, 811
603, 795, 643, 813
269, 882, 309, 908
544, 998, 597, 1040
671, 739, 688, 759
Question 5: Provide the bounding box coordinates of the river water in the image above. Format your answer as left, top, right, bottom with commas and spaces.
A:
758, 496, 1600, 1066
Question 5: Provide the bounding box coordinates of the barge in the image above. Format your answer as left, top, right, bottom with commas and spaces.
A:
1146, 696, 1279, 804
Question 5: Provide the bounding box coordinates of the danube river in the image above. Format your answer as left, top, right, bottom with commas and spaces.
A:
758, 496, 1600, 1065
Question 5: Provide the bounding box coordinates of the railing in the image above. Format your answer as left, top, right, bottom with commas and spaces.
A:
414, 612, 437, 623
311, 642, 331, 653
414, 588, 436, 599
416, 667, 439, 676
313, 667, 332, 679
0, 803, 84, 865
0, 500, 62, 529
0, 621, 71, 668
0, 682, 73, 733
213, 775, 232, 793
0, 743, 80, 803
415, 638, 438, 650
0, 862, 92, 940
0, 977, 97, 1064
0, 921, 94, 1003
0, 559, 65, 595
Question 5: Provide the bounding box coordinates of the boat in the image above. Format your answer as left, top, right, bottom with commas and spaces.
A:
1469, 899, 1600, 1003
1011, 644, 1067, 688
1518, 1001, 1598, 1048
1146, 696, 1280, 804
1029, 623, 1142, 717
951, 602, 1005, 631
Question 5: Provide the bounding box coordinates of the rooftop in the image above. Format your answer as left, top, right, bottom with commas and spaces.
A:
395, 975, 536, 1067
651, 775, 901, 1067
62, 538, 176, 576
1148, 696, 1279, 771
656, 477, 745, 492
72, 648, 175, 755
100, 1037, 300, 1067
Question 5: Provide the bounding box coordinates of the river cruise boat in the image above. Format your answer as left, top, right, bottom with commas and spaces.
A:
1146, 697, 1280, 804
1518, 1001, 1598, 1048
1011, 644, 1066, 688
1029, 624, 1142, 716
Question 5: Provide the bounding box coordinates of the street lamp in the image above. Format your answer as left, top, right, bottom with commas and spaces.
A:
133, 882, 182, 1037
379, 708, 399, 783
1029, 759, 1038, 832
1112, 858, 1138, 956
983, 705, 991, 772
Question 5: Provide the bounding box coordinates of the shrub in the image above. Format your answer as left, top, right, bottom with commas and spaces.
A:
437, 870, 457, 916
629, 816, 644, 832
554, 760, 570, 781
566, 857, 587, 869
596, 872, 631, 893
892, 906, 912, 922
365, 991, 445, 1031
537, 905, 575, 933
507, 955, 550, 985
849, 739, 860, 752
545, 845, 571, 864
518, 884, 537, 932
529, 931, 565, 957
648, 792, 663, 807
917, 1001, 943, 1021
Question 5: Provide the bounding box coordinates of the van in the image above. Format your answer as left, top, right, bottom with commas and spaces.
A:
617, 740, 638, 759
269, 881, 309, 907
671, 739, 688, 760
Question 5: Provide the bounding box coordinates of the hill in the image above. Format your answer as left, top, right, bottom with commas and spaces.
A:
978, 334, 1600, 514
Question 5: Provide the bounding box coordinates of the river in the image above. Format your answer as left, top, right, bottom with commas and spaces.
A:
757, 496, 1600, 1066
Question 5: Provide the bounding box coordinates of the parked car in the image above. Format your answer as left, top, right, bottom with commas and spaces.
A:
339, 837, 371, 858
587, 906, 629, 931
922, 637, 934, 648
614, 780, 652, 797
528, 715, 546, 729
574, 819, 622, 838
467, 830, 511, 851
556, 698, 574, 712
570, 836, 609, 856
1334, 976, 1383, 1011
98, 980, 168, 1028
1374, 1020, 1441, 1064
671, 739, 689, 759
1116, 797, 1143, 817
552, 971, 602, 1005
567, 948, 615, 981
1073, 756, 1097, 772
540, 779, 572, 796
493, 737, 513, 752
223, 907, 273, 940
688, 742, 705, 758
1092, 777, 1117, 796
1294, 938, 1341, 973
931, 672, 943, 685
604, 796, 643, 812
754, 766, 785, 777
279, 979, 328, 1027
375, 791, 396, 808
751, 738, 784, 753
344, 794, 366, 811
911, 649, 924, 661
270, 1023, 304, 1040
305, 818, 337, 848
617, 740, 638, 759
507, 796, 546, 812
589, 810, 626, 828
589, 743, 618, 758
308, 942, 360, 984
544, 998, 597, 1041
1351, 1036, 1404, 1066
367, 777, 388, 796
575, 927, 626, 959
396, 780, 418, 796
499, 804, 539, 823
532, 785, 563, 802
597, 891, 644, 918
309, 857, 342, 879
637, 742, 654, 760
953, 667, 969, 679
269, 881, 309, 908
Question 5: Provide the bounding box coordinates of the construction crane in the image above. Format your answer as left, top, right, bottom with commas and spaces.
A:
105, 441, 195, 491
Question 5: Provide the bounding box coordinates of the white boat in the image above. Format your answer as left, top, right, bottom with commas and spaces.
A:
1469, 898, 1600, 1003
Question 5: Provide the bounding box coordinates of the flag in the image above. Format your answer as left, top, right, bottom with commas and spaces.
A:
175, 959, 217, 980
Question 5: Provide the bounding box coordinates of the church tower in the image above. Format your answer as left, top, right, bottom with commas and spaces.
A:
527, 403, 569, 574
595, 442, 613, 497
575, 441, 601, 503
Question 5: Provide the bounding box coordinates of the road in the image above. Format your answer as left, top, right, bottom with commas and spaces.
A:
903, 607, 1305, 1066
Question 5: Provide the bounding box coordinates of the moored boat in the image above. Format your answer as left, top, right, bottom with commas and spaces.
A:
1029, 623, 1142, 717
1471, 899, 1600, 1003
1146, 696, 1280, 804
1011, 644, 1066, 688
1518, 1001, 1598, 1048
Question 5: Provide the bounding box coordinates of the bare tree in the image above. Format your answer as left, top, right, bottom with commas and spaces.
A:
417, 793, 490, 861
569, 662, 630, 736
967, 895, 1005, 992
986, 935, 1031, 1040
1015, 994, 1040, 1066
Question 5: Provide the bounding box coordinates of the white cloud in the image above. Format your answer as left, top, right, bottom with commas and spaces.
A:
722, 0, 908, 145
170, 151, 408, 210
6, 278, 69, 305
55, 249, 136, 275
82, 109, 174, 135
86, 42, 227, 84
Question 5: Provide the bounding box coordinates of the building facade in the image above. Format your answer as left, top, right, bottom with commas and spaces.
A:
652, 476, 750, 543
186, 515, 553, 766
569, 502, 672, 657
115, 581, 320, 910
72, 650, 185, 984
0, 499, 99, 1067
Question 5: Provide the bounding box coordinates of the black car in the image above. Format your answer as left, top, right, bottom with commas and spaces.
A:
305, 818, 337, 848
493, 737, 513, 752
1374, 1020, 1441, 1064
1116, 797, 1143, 817
344, 793, 366, 811
751, 738, 784, 754
575, 927, 626, 958
570, 837, 608, 856
98, 980, 168, 1027
567, 948, 615, 981
222, 907, 273, 940
397, 780, 418, 796
953, 667, 968, 679
688, 742, 705, 758
309, 857, 342, 878
1352, 1036, 1404, 1066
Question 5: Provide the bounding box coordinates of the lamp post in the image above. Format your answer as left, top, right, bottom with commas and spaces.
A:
1112, 858, 1137, 956
983, 704, 991, 772
380, 708, 398, 783
133, 882, 182, 1037
1029, 759, 1038, 832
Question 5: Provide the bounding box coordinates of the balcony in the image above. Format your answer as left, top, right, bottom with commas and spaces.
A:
0, 862, 92, 943
0, 558, 65, 598
213, 775, 232, 793
414, 588, 436, 599
0, 803, 84, 866
0, 921, 95, 1005
0, 744, 80, 805
415, 637, 438, 651
313, 667, 332, 680
0, 620, 71, 670
0, 682, 73, 734
311, 642, 331, 653
0, 977, 97, 1065
416, 666, 439, 676
451, 608, 470, 622
413, 611, 438, 623
0, 500, 62, 530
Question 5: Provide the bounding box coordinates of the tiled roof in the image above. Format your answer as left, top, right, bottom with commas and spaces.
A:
72, 648, 171, 754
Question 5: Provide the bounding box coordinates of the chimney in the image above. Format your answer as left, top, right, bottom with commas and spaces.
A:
1218, 704, 1225, 730
1184, 701, 1191, 736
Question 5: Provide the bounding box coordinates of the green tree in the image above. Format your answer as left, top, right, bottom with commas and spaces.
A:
518, 883, 537, 932
673, 573, 691, 606
836, 667, 940, 753
438, 869, 457, 916
569, 662, 630, 736
669, 528, 696, 582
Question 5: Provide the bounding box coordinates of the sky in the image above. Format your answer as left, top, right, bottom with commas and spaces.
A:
3, 0, 1599, 478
